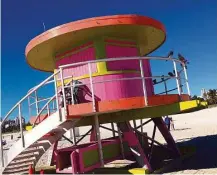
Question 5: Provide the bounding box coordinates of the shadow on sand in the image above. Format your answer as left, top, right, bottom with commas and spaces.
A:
172, 128, 191, 131
172, 134, 217, 172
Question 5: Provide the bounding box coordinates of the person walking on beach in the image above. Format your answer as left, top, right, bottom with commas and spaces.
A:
164, 116, 170, 131
170, 117, 175, 130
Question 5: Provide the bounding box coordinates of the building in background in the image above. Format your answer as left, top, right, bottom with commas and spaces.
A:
201, 88, 208, 100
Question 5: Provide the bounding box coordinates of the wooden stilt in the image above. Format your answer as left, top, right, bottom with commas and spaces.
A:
94, 114, 104, 167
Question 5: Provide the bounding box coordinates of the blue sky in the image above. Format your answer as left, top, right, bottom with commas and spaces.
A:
1, 0, 217, 118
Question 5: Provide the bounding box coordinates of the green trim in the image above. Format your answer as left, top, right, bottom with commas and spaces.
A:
83, 149, 99, 168
75, 100, 206, 127
83, 143, 121, 168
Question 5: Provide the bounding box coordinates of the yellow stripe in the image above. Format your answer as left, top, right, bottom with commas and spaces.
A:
94, 38, 107, 73
128, 168, 149, 174
56, 70, 140, 87
25, 126, 32, 131
180, 100, 200, 111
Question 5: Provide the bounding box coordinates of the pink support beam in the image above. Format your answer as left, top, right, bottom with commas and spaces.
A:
50, 141, 58, 166
152, 117, 181, 157
117, 122, 152, 172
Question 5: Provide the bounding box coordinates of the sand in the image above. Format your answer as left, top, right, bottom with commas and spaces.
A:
1, 107, 217, 174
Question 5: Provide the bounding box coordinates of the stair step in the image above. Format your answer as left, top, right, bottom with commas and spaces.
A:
21, 147, 45, 155
42, 132, 55, 138
29, 141, 51, 148
4, 171, 28, 174
2, 116, 78, 174
4, 166, 29, 173
5, 161, 34, 171
14, 152, 39, 161
10, 158, 36, 166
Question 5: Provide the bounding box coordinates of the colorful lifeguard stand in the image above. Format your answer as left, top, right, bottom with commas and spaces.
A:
1, 15, 207, 174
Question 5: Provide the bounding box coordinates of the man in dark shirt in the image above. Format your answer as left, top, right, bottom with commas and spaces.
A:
164, 116, 170, 131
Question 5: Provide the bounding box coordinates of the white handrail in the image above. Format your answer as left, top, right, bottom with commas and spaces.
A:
1, 70, 60, 124
59, 56, 184, 69
30, 97, 53, 106
33, 95, 56, 127
33, 78, 74, 127
1, 56, 188, 125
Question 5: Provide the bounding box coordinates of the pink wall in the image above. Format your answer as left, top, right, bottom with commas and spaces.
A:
77, 73, 153, 102
106, 45, 139, 71
56, 46, 96, 78
105, 44, 154, 96
55, 40, 154, 104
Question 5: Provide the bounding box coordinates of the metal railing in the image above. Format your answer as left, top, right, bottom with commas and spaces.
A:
0, 56, 190, 168
32, 78, 74, 127
58, 56, 190, 104
0, 70, 61, 167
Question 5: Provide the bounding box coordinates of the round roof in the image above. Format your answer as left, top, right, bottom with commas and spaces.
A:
25, 14, 166, 72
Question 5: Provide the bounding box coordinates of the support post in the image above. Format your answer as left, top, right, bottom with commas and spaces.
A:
50, 141, 58, 166
183, 64, 191, 96
111, 123, 116, 137
35, 91, 39, 115
0, 120, 4, 167
133, 120, 137, 129
72, 127, 77, 145
88, 63, 96, 112
70, 80, 75, 105
28, 96, 31, 119
53, 100, 55, 111
117, 126, 125, 159
178, 72, 183, 94
149, 124, 156, 161
54, 73, 61, 121
139, 59, 148, 106
18, 104, 25, 148
173, 61, 181, 96
94, 115, 104, 167
140, 119, 144, 146
47, 104, 50, 116
162, 76, 168, 94
88, 62, 104, 166
60, 68, 67, 116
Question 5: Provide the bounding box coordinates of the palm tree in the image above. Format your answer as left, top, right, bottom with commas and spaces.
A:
207, 89, 217, 105
191, 95, 198, 100
191, 95, 204, 101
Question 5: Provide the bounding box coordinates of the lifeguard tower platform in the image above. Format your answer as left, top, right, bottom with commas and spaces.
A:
0, 15, 207, 174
